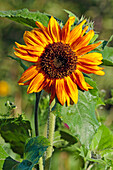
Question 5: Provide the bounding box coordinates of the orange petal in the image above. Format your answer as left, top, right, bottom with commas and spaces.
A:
93, 70, 105, 75
86, 82, 93, 89
69, 72, 77, 83
55, 79, 67, 105
26, 50, 43, 56
14, 41, 44, 62
72, 30, 94, 51
15, 42, 44, 52
66, 95, 70, 106
35, 21, 47, 30
44, 78, 53, 93
76, 41, 102, 56
61, 16, 75, 43
48, 16, 61, 42
64, 76, 78, 104
36, 21, 53, 44
32, 29, 49, 46
68, 20, 86, 45
74, 70, 90, 91
77, 64, 104, 75
23, 31, 46, 47
14, 47, 42, 57
18, 65, 40, 85
15, 42, 31, 50
81, 26, 89, 37
27, 72, 46, 93
14, 51, 40, 63
78, 53, 103, 66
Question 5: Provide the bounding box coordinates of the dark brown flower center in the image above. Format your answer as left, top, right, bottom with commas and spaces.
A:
40, 42, 77, 78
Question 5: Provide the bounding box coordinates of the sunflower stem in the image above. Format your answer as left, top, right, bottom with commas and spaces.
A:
34, 91, 44, 170
35, 92, 41, 136
45, 99, 56, 170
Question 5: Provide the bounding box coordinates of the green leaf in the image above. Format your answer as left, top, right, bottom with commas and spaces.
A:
60, 130, 78, 145
101, 149, 113, 160
85, 77, 104, 107
16, 136, 50, 169
3, 157, 33, 170
53, 131, 68, 148
85, 77, 98, 97
89, 158, 113, 169
54, 90, 99, 148
101, 46, 113, 66
79, 145, 89, 158
90, 125, 113, 151
0, 146, 8, 170
101, 40, 108, 50
93, 35, 113, 66
14, 160, 32, 170
3, 156, 19, 170
87, 157, 106, 165
53, 130, 78, 149
25, 136, 49, 162
0, 115, 32, 157
90, 163, 107, 170
0, 8, 49, 28
4, 136, 50, 170
98, 35, 113, 66
96, 97, 105, 107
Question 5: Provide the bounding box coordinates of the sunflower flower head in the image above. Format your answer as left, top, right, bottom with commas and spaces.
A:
14, 16, 104, 106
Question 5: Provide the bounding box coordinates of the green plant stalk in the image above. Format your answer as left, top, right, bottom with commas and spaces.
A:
35, 91, 44, 170
45, 99, 56, 170
39, 157, 44, 170
35, 92, 41, 136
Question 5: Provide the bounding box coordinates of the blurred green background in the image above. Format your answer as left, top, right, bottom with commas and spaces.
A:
0, 0, 113, 169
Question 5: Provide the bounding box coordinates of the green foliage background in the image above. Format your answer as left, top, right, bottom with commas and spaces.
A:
0, 0, 113, 170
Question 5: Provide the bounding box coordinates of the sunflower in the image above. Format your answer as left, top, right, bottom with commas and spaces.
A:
14, 16, 104, 106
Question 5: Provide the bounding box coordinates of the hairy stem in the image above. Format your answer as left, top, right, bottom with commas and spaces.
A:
39, 157, 44, 170
45, 99, 56, 170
